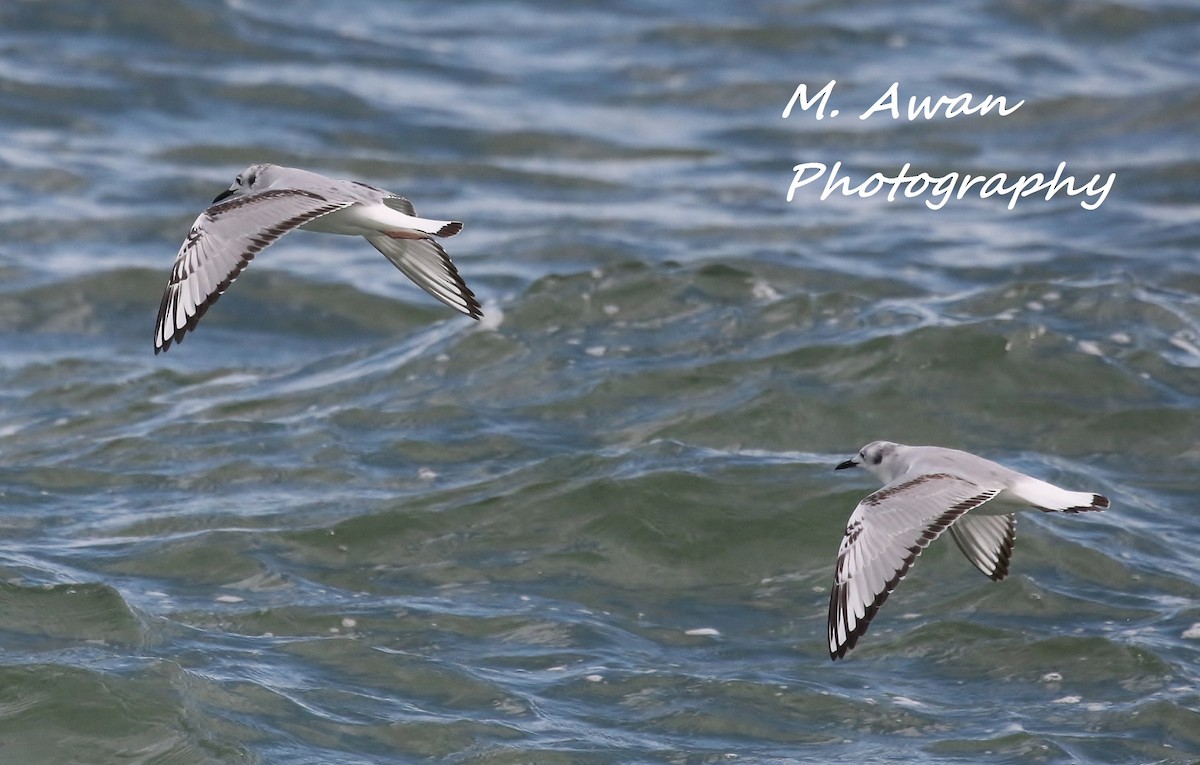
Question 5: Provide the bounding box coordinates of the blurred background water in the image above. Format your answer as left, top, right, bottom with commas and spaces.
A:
1, 0, 1199, 763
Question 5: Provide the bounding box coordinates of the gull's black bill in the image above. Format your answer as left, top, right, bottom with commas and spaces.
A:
212, 187, 236, 204
835, 459, 857, 471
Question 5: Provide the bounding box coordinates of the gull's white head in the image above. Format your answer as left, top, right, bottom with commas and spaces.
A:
836, 440, 906, 483
212, 163, 276, 204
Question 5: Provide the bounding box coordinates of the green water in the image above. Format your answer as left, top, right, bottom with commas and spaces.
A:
1, 0, 1199, 763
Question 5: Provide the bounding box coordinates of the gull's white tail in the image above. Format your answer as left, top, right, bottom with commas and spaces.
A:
379, 197, 462, 237
1011, 476, 1109, 514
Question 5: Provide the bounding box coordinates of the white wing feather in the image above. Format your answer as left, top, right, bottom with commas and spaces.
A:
155, 189, 350, 353
828, 473, 1001, 659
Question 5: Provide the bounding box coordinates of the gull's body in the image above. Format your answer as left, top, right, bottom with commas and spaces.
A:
827, 441, 1109, 660
154, 163, 481, 353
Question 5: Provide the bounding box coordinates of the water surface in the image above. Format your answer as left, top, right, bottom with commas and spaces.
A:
1, 1, 1199, 763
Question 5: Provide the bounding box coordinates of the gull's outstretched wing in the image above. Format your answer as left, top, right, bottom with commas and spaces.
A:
828, 473, 1001, 660
948, 513, 1016, 581
364, 234, 482, 319
155, 189, 350, 353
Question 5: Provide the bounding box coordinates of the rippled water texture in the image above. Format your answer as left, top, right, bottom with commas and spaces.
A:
1, 1, 1199, 763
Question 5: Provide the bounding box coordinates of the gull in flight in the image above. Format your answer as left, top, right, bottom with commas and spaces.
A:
828, 441, 1109, 660
154, 163, 482, 353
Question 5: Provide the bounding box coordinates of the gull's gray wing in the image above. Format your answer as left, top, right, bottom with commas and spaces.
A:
828, 473, 1001, 660
948, 514, 1016, 581
346, 183, 420, 219
381, 195, 415, 215
364, 234, 482, 319
155, 189, 350, 353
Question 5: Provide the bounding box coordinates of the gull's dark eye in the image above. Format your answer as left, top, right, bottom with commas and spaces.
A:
235, 175, 242, 184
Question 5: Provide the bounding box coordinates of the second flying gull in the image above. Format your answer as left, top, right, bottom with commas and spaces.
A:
828, 440, 1109, 660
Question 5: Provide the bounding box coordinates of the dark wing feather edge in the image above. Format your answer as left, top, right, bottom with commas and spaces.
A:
828, 481, 1001, 660
154, 190, 348, 353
